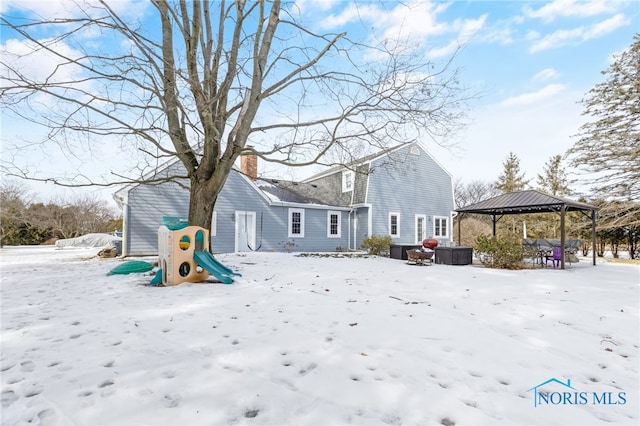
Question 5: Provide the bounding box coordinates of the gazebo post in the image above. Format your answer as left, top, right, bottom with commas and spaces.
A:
592, 210, 597, 266
560, 205, 566, 270
492, 215, 497, 236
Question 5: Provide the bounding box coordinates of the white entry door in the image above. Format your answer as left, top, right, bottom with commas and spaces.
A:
235, 211, 256, 252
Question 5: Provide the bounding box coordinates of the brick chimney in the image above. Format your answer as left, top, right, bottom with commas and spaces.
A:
240, 152, 258, 181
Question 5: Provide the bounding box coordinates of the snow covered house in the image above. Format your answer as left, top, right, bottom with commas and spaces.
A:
113, 142, 455, 256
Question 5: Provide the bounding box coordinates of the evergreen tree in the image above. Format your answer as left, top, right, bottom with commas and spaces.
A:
494, 152, 529, 193
537, 154, 571, 196
567, 34, 640, 202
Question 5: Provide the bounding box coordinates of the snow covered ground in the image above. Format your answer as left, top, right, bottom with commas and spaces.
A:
1, 246, 638, 426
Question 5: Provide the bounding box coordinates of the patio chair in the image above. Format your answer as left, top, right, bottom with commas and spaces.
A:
545, 247, 562, 268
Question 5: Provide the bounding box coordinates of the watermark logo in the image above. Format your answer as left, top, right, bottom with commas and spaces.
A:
527, 378, 626, 407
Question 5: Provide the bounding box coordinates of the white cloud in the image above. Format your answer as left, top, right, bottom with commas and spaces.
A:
321, 3, 380, 29
1, 38, 84, 85
320, 1, 452, 44
2, 0, 149, 25
428, 40, 460, 59
294, 0, 340, 14
499, 84, 566, 108
529, 13, 629, 52
379, 1, 452, 42
427, 13, 488, 58
524, 0, 620, 22
533, 68, 560, 82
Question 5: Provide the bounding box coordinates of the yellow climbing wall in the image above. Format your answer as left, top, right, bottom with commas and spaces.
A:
158, 225, 210, 286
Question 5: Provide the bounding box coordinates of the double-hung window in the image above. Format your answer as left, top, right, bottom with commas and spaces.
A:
327, 211, 341, 238
288, 208, 305, 238
434, 216, 448, 238
389, 212, 400, 237
342, 170, 354, 192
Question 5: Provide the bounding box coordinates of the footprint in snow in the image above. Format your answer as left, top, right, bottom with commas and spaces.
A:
162, 370, 177, 379
1, 390, 19, 408
381, 413, 402, 425
1, 363, 15, 372
37, 408, 58, 425
299, 362, 317, 376
20, 361, 35, 372
25, 386, 43, 398
163, 393, 181, 408
98, 379, 114, 388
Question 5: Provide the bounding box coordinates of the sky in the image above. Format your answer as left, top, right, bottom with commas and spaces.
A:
0, 0, 638, 207
1, 245, 638, 425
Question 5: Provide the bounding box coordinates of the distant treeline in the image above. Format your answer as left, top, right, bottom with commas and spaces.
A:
1, 181, 121, 247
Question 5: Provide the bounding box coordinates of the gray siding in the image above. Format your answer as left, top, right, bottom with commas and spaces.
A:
126, 181, 190, 255
120, 142, 451, 255
212, 171, 270, 253
122, 168, 350, 255
352, 164, 369, 204
353, 206, 370, 248
304, 172, 351, 206
213, 172, 349, 253
366, 144, 453, 245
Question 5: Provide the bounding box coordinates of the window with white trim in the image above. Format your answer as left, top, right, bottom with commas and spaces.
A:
327, 211, 341, 238
288, 208, 305, 238
342, 170, 354, 192
389, 212, 400, 237
415, 214, 426, 244
434, 216, 448, 238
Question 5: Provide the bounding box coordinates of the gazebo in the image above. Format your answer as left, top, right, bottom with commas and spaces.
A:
456, 190, 598, 269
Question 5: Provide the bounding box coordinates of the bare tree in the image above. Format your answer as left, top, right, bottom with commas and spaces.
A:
454, 179, 499, 209
30, 194, 117, 239
1, 1, 470, 231
0, 179, 33, 246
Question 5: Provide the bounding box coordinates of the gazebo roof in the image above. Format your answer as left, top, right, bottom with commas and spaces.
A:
456, 190, 597, 215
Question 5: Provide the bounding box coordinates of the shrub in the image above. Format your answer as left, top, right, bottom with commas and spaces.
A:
361, 235, 393, 256
475, 234, 531, 269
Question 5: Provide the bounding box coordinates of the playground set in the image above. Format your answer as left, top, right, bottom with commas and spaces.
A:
109, 217, 240, 286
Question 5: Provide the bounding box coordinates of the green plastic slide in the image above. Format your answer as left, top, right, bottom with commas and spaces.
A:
107, 260, 154, 276
193, 251, 240, 284
149, 269, 163, 286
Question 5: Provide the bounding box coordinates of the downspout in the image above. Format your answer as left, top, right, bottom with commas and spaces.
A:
349, 177, 356, 250
560, 205, 566, 270
123, 203, 129, 257
451, 211, 458, 245
348, 209, 352, 251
